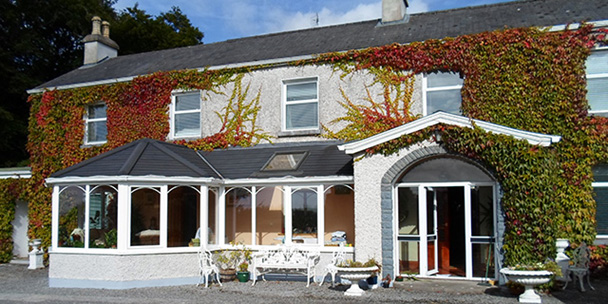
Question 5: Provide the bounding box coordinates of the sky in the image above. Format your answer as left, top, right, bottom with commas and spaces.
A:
114, 0, 517, 43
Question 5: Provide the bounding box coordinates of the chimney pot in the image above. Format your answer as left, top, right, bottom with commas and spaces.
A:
101, 21, 110, 38
91, 16, 102, 35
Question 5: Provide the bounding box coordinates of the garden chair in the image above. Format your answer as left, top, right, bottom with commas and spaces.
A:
319, 243, 347, 286
197, 249, 222, 288
562, 242, 594, 292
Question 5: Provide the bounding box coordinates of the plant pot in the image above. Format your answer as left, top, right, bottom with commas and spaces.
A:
500, 268, 553, 303
237, 271, 250, 282
219, 269, 236, 282
366, 275, 378, 285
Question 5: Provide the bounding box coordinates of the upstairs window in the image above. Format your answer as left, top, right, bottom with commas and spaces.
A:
85, 103, 107, 145
586, 49, 608, 115
171, 91, 201, 138
283, 78, 319, 131
423, 72, 463, 115
593, 164, 608, 236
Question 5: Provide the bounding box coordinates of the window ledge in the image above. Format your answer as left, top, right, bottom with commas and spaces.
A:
278, 129, 320, 137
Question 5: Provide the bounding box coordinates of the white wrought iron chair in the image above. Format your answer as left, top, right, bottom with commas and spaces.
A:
197, 249, 222, 288
319, 243, 347, 286
562, 242, 594, 292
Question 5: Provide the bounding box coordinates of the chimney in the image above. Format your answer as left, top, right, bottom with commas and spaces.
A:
82, 16, 119, 65
382, 0, 409, 24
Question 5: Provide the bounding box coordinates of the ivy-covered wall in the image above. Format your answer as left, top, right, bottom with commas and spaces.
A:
0, 179, 24, 263
25, 25, 608, 267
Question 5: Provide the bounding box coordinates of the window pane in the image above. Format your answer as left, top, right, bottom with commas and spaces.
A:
88, 121, 107, 142
225, 187, 252, 245
208, 190, 217, 245
176, 93, 201, 111
130, 188, 160, 246
292, 189, 317, 243
400, 157, 493, 183
471, 186, 494, 236
88, 104, 107, 119
399, 241, 420, 274
398, 187, 419, 235
58, 186, 86, 248
427, 89, 461, 115
586, 50, 608, 75
168, 186, 200, 247
175, 112, 200, 137
263, 152, 306, 171
89, 186, 118, 249
286, 82, 317, 102
427, 73, 463, 88
256, 187, 284, 245
286, 103, 318, 129
587, 77, 608, 112
593, 164, 608, 182
472, 243, 495, 278
595, 187, 608, 235
324, 185, 354, 246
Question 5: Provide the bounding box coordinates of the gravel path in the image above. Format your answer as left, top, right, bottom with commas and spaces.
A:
0, 263, 604, 303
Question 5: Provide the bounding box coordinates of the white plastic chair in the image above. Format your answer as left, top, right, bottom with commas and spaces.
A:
197, 249, 222, 288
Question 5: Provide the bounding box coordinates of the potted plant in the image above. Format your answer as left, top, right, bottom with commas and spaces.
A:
500, 260, 561, 303
215, 242, 252, 282
336, 258, 381, 296
237, 262, 250, 282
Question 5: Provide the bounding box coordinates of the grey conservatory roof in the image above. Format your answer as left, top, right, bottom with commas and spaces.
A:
33, 0, 608, 91
50, 139, 353, 180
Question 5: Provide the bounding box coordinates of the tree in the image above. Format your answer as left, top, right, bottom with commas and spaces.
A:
0, 0, 204, 167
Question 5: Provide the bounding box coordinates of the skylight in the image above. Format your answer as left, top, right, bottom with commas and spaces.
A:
262, 152, 307, 171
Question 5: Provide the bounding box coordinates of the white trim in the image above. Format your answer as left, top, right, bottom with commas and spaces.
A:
169, 91, 202, 140
0, 168, 31, 179
220, 176, 354, 186
282, 77, 320, 132
52, 185, 60, 249
46, 175, 215, 185
338, 111, 562, 154
84, 103, 108, 145
546, 20, 608, 32
284, 185, 292, 245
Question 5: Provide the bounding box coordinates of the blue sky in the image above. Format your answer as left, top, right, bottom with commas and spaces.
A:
115, 0, 516, 43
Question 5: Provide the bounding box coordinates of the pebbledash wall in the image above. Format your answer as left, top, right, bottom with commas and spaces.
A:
353, 141, 505, 278
194, 65, 424, 142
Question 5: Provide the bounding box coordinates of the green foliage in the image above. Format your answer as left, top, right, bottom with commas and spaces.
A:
215, 242, 252, 270
0, 179, 24, 263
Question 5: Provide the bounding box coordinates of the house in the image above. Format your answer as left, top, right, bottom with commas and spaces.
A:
23, 0, 608, 289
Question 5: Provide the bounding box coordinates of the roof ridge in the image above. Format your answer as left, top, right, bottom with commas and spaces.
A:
150, 141, 211, 177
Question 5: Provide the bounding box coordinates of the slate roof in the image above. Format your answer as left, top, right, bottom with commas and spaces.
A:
51, 139, 220, 178
51, 139, 353, 180
34, 0, 608, 91
200, 141, 353, 179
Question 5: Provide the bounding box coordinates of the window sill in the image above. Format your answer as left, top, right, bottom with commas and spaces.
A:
278, 129, 320, 137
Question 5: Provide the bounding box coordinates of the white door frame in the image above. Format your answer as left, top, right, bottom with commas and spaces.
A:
394, 182, 497, 280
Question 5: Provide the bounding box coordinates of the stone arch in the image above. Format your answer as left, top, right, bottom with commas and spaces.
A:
379, 144, 499, 277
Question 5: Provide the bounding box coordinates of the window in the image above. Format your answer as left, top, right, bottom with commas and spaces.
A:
171, 91, 201, 138
262, 152, 307, 171
85, 103, 107, 144
130, 187, 161, 246
586, 49, 608, 115
283, 78, 319, 130
423, 72, 463, 115
593, 164, 608, 236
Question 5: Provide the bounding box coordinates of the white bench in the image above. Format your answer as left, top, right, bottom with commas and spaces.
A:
251, 246, 320, 287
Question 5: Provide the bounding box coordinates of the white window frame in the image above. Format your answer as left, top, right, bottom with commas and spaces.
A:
282, 77, 319, 131
170, 90, 202, 139
587, 47, 608, 115
422, 72, 463, 116
84, 102, 107, 145
593, 181, 608, 241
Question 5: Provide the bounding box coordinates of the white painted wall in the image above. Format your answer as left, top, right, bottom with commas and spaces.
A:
11, 199, 28, 258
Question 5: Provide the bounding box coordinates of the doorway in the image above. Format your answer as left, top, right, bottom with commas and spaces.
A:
395, 157, 496, 279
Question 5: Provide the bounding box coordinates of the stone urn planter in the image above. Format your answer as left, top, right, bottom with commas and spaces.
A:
500, 268, 553, 303
335, 266, 379, 296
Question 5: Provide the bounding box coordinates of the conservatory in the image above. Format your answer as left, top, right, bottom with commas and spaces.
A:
46, 139, 355, 289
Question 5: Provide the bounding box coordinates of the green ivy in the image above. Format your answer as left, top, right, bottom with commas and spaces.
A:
0, 179, 24, 263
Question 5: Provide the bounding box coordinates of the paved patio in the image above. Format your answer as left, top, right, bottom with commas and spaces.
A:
0, 263, 604, 303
